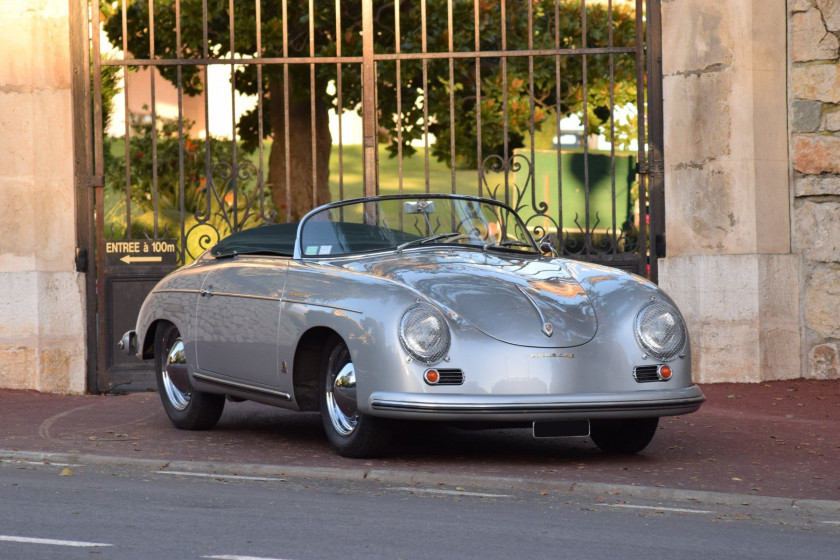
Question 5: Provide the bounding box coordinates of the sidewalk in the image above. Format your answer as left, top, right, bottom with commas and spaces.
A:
1, 378, 837, 503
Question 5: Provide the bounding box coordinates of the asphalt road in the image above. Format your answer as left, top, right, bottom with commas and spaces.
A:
1, 459, 838, 560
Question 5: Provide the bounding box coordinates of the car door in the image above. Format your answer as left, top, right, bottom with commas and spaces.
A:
194, 256, 289, 389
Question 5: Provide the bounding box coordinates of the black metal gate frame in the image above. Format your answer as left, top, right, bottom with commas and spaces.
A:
74, 0, 663, 391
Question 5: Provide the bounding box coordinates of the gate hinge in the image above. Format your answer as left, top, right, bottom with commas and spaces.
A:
80, 175, 105, 188
635, 162, 664, 176
75, 247, 88, 272
655, 233, 666, 259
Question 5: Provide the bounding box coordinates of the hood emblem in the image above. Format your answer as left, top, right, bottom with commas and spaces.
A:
517, 285, 554, 338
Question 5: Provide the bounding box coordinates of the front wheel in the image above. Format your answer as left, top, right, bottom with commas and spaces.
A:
319, 337, 391, 458
590, 417, 659, 454
154, 323, 225, 430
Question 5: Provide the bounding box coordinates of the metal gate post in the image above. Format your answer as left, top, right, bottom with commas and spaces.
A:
69, 0, 97, 392
646, 0, 665, 283
361, 0, 377, 198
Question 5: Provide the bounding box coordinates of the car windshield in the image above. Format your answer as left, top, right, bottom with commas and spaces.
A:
298, 196, 537, 258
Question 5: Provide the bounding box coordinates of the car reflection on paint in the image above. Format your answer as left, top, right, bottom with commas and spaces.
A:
120, 194, 704, 458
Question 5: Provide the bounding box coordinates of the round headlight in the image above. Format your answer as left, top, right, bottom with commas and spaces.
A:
399, 303, 451, 365
634, 300, 686, 361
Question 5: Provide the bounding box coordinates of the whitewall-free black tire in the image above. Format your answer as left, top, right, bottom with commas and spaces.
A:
154, 322, 225, 430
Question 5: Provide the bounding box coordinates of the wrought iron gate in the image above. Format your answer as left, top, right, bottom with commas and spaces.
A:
77, 0, 664, 393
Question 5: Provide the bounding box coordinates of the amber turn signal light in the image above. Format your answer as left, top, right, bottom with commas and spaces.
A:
424, 369, 440, 385
657, 365, 672, 381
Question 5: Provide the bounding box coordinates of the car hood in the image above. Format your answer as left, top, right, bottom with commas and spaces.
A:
334, 250, 598, 348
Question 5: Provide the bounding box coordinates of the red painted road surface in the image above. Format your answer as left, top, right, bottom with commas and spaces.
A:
1, 379, 837, 501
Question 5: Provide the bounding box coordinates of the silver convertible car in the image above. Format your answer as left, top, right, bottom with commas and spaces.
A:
121, 194, 704, 457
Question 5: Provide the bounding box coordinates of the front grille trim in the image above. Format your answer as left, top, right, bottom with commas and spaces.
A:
633, 365, 660, 383
428, 368, 464, 386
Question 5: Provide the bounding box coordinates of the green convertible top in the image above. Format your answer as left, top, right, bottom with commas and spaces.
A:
210, 223, 298, 258
210, 220, 424, 259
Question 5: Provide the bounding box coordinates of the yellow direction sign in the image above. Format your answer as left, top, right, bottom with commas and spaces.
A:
105, 239, 178, 267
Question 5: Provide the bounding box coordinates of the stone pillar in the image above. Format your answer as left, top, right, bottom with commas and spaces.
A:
0, 0, 87, 393
790, 0, 840, 379
658, 0, 801, 383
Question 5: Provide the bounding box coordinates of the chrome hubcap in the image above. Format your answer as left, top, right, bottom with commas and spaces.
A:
161, 338, 191, 411
326, 361, 358, 436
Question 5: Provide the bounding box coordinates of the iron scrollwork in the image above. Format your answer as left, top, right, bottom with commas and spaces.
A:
184, 159, 275, 262
479, 152, 638, 260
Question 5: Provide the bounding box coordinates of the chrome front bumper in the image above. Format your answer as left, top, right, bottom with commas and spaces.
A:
368, 385, 705, 421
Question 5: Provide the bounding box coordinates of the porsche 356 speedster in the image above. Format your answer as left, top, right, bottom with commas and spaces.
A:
120, 194, 704, 457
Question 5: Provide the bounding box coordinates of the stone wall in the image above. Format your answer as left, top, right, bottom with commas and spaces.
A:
0, 0, 87, 393
659, 0, 802, 383
790, 0, 840, 379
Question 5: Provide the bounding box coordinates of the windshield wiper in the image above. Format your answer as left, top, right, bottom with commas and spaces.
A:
396, 232, 466, 252
482, 240, 536, 252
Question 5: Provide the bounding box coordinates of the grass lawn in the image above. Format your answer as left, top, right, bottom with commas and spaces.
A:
327, 144, 485, 200
104, 137, 637, 245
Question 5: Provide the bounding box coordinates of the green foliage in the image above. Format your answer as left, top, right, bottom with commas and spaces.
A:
373, 0, 639, 167
102, 0, 638, 172
104, 115, 272, 259
98, 57, 122, 134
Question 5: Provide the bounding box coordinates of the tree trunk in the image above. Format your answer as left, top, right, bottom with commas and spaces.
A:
268, 76, 332, 222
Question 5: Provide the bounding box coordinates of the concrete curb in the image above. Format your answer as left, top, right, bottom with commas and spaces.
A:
3, 449, 838, 514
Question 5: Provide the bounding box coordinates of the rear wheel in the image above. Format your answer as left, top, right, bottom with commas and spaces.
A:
590, 417, 659, 454
154, 323, 225, 430
319, 337, 391, 458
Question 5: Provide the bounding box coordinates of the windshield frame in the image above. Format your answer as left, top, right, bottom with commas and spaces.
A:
293, 194, 539, 260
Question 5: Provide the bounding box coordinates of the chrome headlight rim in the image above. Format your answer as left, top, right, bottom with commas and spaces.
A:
634, 300, 687, 362
398, 303, 451, 365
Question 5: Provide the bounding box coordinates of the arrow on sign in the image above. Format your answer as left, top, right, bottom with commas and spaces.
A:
120, 255, 163, 264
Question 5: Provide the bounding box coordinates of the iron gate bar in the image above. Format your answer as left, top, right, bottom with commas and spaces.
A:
148, 1, 159, 239
176, 0, 186, 266
374, 59, 381, 196
582, 0, 591, 254
282, 0, 291, 222
309, 0, 317, 208
229, 0, 238, 229
121, 0, 131, 239
362, 0, 377, 198
256, 0, 268, 228
336, 0, 346, 203
502, 0, 509, 207
421, 0, 431, 194
448, 0, 456, 194
609, 0, 617, 254
635, 0, 650, 278
202, 0, 212, 238
528, 0, 536, 224
395, 0, 404, 195
474, 0, 483, 198
555, 0, 563, 240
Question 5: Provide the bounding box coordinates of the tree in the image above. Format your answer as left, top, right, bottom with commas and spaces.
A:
103, 0, 637, 221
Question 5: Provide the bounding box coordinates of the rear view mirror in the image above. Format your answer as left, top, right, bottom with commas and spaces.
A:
404, 200, 435, 214
539, 233, 559, 257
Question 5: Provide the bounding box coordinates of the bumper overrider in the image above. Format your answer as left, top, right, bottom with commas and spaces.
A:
119, 330, 138, 357
368, 385, 705, 421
